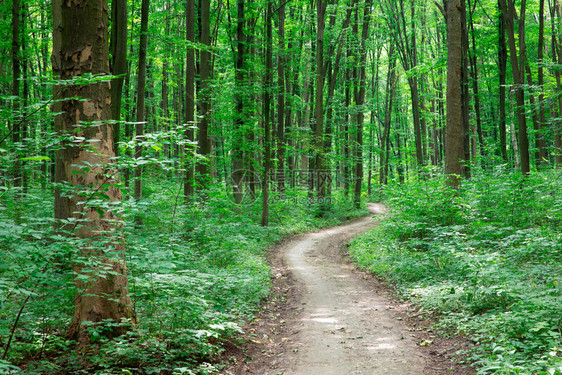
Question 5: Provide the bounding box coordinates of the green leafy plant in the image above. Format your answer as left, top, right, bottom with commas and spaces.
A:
350, 169, 562, 375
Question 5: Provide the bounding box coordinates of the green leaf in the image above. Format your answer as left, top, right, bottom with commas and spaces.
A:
19, 156, 51, 161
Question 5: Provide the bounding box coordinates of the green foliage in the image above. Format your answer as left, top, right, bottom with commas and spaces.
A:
0, 167, 365, 374
350, 169, 562, 375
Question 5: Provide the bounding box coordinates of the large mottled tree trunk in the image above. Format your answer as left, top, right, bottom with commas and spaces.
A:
445, 0, 465, 187
52, 0, 136, 347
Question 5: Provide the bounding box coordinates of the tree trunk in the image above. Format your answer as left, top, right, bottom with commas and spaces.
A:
110, 0, 127, 156
380, 45, 397, 185
122, 0, 136, 191
262, 2, 273, 226
196, 0, 212, 188
325, 0, 355, 194
396, 106, 405, 183
134, 0, 149, 201
161, 6, 169, 161
498, 2, 508, 162
353, 0, 373, 207
231, 0, 245, 203
52, 0, 136, 347
535, 0, 547, 166
499, 0, 530, 174
460, 0, 471, 178
387, 0, 424, 168
184, 0, 196, 200
315, 0, 327, 205
551, 0, 562, 167
445, 0, 465, 187
276, 2, 286, 193
12, 0, 21, 195
467, 0, 486, 165
343, 49, 351, 196
20, 3, 28, 195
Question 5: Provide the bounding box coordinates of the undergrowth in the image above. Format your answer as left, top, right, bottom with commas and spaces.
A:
351, 167, 562, 375
0, 168, 367, 375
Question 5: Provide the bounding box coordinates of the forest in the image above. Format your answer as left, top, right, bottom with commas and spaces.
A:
0, 0, 561, 373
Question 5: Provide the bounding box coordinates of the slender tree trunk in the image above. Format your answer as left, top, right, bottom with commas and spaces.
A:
353, 0, 373, 207
380, 45, 397, 185
551, 0, 562, 166
20, 4, 28, 194
232, 0, 245, 203
407, 0, 424, 168
533, 0, 547, 166
161, 6, 170, 162
343, 48, 351, 196
445, 0, 465, 187
123, 1, 136, 191
315, 0, 327, 205
196, 0, 212, 188
524, 62, 542, 162
511, 121, 520, 169
134, 0, 150, 202
184, 0, 196, 200
467, 0, 486, 165
460, 0, 471, 178
247, 26, 258, 197
325, 0, 355, 195
276, 2, 286, 193
110, 0, 127, 156
12, 0, 21, 195
40, 11, 49, 188
262, 2, 273, 226
498, 2, 508, 162
499, 0, 530, 174
52, 0, 136, 346
396, 106, 405, 184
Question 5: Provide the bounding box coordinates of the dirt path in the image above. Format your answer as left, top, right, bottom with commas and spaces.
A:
223, 203, 472, 374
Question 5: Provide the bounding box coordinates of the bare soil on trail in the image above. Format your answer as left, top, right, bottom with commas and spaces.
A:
221, 203, 473, 375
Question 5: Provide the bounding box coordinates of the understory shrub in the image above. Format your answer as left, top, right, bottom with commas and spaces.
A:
0, 171, 366, 374
350, 169, 562, 375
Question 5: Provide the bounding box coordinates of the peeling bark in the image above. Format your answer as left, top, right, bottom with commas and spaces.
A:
52, 0, 136, 347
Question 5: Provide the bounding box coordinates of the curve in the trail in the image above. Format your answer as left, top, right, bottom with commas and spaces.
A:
281, 203, 428, 375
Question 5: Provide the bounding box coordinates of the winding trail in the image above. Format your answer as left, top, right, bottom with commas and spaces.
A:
224, 203, 469, 374
281, 203, 426, 374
